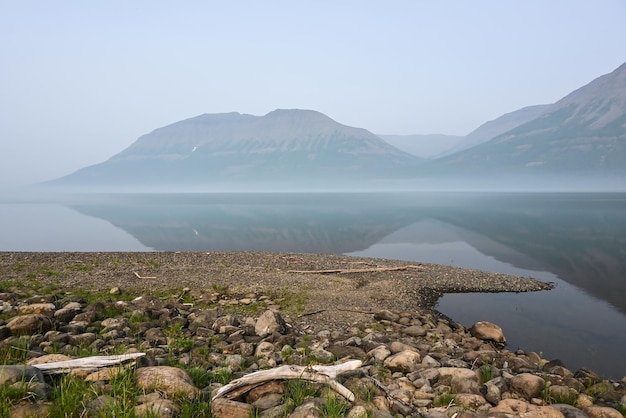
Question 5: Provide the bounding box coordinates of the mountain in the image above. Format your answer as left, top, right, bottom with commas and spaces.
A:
429, 62, 626, 178
448, 104, 552, 154
48, 109, 421, 190
377, 134, 463, 159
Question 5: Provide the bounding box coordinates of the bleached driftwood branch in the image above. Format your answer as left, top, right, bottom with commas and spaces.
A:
31, 353, 146, 374
287, 265, 422, 274
213, 360, 362, 402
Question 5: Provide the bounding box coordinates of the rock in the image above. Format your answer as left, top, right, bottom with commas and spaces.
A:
401, 325, 426, 337
0, 325, 11, 341
438, 367, 478, 381
27, 353, 72, 365
454, 393, 488, 410
368, 345, 391, 362
0, 365, 44, 385
374, 310, 400, 322
583, 406, 624, 418
509, 372, 546, 400
289, 399, 325, 418
19, 303, 56, 317
135, 366, 199, 399
85, 395, 118, 416
384, 349, 421, 372
550, 404, 590, 418
346, 405, 369, 417
8, 403, 52, 418
134, 399, 180, 418
251, 392, 283, 410
6, 314, 53, 335
255, 310, 286, 337
469, 321, 506, 344
211, 398, 254, 418
490, 398, 538, 415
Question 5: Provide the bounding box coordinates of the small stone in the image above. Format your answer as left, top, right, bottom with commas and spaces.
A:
110, 287, 121, 295
401, 325, 426, 337
368, 345, 391, 362
19, 303, 56, 317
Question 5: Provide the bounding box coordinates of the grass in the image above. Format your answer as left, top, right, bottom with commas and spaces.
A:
434, 391, 456, 408
284, 378, 319, 414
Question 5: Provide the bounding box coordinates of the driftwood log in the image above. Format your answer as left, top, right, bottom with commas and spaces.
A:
31, 353, 146, 374
287, 265, 422, 274
213, 360, 363, 402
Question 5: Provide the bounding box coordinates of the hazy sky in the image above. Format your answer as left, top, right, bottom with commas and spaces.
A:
1, 1, 625, 187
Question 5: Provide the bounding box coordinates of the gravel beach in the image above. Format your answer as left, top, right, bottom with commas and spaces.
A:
0, 251, 553, 330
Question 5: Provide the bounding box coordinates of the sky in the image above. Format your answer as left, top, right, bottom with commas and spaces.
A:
1, 1, 625, 187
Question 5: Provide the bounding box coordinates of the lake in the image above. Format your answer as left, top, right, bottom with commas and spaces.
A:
1, 191, 625, 379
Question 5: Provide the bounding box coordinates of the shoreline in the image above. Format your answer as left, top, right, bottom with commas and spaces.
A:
1, 251, 553, 330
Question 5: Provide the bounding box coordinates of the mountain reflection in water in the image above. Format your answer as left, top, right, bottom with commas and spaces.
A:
1, 191, 624, 378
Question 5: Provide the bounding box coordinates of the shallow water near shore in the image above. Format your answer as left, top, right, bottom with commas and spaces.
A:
0, 191, 625, 378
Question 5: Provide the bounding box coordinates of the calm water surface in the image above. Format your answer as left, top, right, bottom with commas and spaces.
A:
1, 192, 624, 378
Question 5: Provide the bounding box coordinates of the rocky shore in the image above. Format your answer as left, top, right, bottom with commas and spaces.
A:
1, 252, 624, 417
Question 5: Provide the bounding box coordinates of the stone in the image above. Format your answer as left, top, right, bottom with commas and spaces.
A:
211, 398, 253, 418
19, 303, 56, 317
289, 399, 325, 418
255, 310, 285, 337
252, 392, 283, 410
6, 314, 52, 335
135, 366, 199, 399
374, 310, 400, 322
451, 375, 481, 394
438, 367, 478, 381
401, 325, 426, 337
346, 405, 369, 418
454, 393, 488, 410
469, 321, 506, 344
255, 341, 275, 358
0, 365, 44, 385
0, 325, 11, 341
490, 398, 537, 415
583, 406, 624, 418
550, 404, 590, 418
134, 399, 180, 418
8, 403, 52, 418
85, 395, 118, 416
368, 345, 391, 362
523, 406, 567, 418
510, 373, 546, 400
384, 349, 421, 372
27, 353, 71, 365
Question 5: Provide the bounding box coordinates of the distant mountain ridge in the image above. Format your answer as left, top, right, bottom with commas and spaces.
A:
46, 62, 626, 190
50, 109, 420, 189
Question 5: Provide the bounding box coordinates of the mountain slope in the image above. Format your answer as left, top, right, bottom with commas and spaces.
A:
430, 62, 626, 177
49, 109, 421, 189
378, 134, 463, 159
